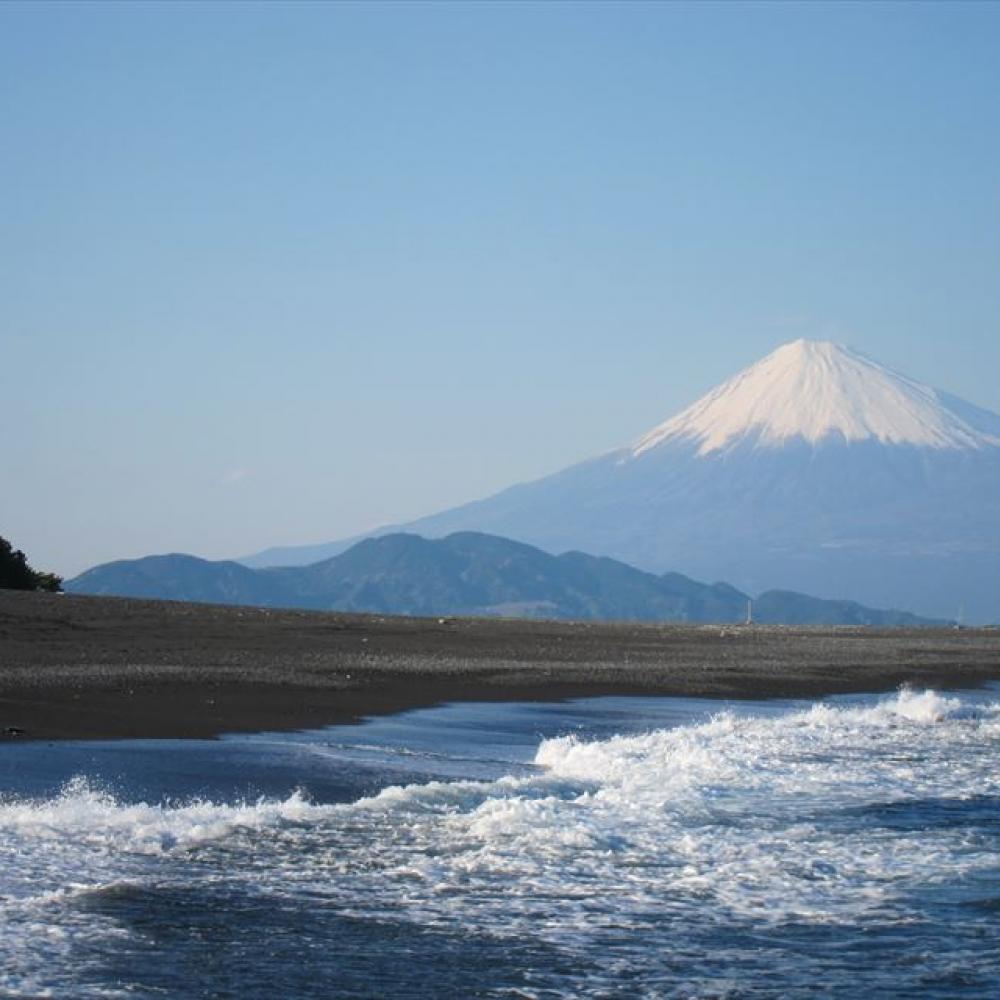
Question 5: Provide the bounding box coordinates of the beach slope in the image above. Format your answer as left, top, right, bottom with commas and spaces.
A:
2, 590, 998, 740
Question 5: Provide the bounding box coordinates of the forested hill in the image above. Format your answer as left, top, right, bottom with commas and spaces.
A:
66, 532, 947, 627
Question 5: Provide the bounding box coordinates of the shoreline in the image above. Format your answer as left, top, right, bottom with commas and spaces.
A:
2, 590, 999, 742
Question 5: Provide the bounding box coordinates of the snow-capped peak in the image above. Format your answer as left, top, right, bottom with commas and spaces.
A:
631, 339, 1000, 457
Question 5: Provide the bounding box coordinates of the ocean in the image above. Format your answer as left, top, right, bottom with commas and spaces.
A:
2, 686, 998, 998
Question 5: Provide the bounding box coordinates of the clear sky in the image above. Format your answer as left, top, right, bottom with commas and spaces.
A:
3, 0, 999, 576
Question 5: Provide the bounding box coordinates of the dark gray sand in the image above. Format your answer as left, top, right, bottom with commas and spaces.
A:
2, 589, 999, 740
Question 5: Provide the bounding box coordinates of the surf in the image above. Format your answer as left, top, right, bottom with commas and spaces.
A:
3, 687, 999, 997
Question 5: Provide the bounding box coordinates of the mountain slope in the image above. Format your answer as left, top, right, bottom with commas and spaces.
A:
242, 340, 1000, 622
67, 554, 273, 605
68, 532, 946, 626
631, 339, 1000, 455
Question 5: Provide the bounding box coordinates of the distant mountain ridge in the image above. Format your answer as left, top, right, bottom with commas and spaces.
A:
68, 531, 947, 627
240, 340, 1000, 623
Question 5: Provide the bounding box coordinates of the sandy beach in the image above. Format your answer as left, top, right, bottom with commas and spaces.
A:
2, 589, 999, 741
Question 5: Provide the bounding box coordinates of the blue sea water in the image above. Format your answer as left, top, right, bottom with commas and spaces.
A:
1, 686, 999, 998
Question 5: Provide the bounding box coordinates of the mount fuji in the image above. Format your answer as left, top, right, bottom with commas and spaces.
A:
246, 340, 1000, 622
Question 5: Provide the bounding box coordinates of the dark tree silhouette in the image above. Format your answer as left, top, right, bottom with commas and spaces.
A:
0, 536, 62, 592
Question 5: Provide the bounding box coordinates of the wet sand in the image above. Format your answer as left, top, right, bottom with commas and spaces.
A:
2, 589, 999, 741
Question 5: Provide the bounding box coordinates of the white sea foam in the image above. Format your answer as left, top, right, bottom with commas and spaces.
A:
0, 780, 336, 996
2, 688, 999, 996
0, 776, 325, 853
282, 689, 1000, 936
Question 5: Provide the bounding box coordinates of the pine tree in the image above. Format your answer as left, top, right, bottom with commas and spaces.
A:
0, 536, 62, 592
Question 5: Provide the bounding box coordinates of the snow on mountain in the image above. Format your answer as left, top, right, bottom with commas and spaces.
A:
632, 339, 1000, 457
241, 340, 1000, 622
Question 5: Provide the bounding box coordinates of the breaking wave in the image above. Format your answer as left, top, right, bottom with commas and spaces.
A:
3, 688, 999, 997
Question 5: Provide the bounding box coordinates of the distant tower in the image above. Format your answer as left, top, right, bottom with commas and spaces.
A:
745, 599, 753, 626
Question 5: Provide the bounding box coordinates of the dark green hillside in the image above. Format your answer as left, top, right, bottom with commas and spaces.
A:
67, 531, 948, 627
68, 553, 284, 606
67, 532, 948, 625
754, 590, 935, 627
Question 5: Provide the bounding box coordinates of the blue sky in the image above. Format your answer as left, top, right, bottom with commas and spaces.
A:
3, 1, 999, 575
